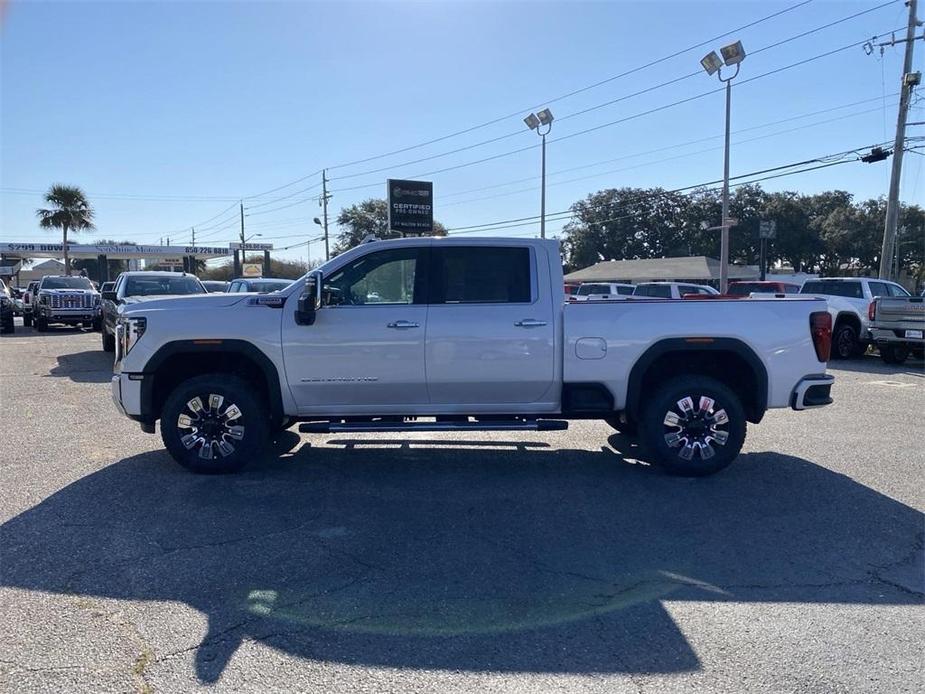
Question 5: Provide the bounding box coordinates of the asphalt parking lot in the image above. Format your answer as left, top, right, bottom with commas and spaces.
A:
1, 320, 923, 693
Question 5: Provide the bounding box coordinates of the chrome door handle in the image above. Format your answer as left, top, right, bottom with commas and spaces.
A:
387, 320, 420, 329
514, 319, 548, 328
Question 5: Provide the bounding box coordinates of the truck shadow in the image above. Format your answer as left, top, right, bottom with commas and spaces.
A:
46, 349, 114, 383
1, 437, 921, 684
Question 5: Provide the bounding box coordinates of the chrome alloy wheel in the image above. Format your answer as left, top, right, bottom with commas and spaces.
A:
662, 395, 729, 462
176, 394, 245, 460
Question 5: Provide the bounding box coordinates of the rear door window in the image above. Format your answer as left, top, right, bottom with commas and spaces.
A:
886, 283, 910, 297
801, 281, 863, 299
868, 281, 891, 298
431, 246, 532, 304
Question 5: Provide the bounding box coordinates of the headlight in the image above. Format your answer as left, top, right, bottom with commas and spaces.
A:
117, 316, 147, 359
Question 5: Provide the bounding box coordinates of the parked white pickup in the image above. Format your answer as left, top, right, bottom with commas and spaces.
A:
111, 237, 834, 476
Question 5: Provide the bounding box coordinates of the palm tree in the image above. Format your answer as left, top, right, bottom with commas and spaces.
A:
36, 185, 95, 275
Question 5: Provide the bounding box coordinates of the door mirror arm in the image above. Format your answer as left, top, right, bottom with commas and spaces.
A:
296, 272, 323, 326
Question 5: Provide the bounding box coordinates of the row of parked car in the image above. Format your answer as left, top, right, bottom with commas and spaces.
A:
0, 271, 294, 341
564, 277, 924, 364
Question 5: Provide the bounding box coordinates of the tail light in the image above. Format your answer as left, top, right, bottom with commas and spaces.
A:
810, 311, 832, 362
868, 301, 876, 321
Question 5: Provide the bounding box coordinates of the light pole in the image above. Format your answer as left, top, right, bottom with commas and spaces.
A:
701, 40, 746, 294
524, 108, 554, 239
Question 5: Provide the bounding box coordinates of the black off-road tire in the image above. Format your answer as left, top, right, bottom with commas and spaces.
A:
832, 322, 859, 360
23, 313, 32, 327
101, 327, 115, 353
639, 375, 747, 477
1, 313, 13, 334
161, 374, 269, 474
35, 316, 48, 332
92, 317, 102, 332
880, 343, 909, 365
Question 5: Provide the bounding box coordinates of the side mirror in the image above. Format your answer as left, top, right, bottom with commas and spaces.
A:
295, 273, 323, 325
101, 291, 117, 302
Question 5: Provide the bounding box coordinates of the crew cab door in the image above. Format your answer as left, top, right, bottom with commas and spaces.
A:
424, 243, 556, 406
282, 244, 430, 412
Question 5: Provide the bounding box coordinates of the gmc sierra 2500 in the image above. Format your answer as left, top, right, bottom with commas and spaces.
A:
111, 237, 834, 476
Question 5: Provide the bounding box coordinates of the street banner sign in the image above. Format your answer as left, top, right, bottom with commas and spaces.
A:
230, 242, 274, 251
759, 220, 777, 239
387, 179, 433, 235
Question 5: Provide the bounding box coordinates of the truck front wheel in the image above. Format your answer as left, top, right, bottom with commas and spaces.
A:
639, 375, 746, 477
23, 313, 32, 327
161, 374, 269, 474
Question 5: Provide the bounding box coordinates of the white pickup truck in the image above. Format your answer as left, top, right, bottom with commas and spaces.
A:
111, 237, 835, 476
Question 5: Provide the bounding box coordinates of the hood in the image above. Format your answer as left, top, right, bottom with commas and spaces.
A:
122, 293, 215, 306
122, 293, 251, 315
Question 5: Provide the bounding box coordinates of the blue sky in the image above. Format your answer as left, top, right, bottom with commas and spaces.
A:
1, 0, 922, 264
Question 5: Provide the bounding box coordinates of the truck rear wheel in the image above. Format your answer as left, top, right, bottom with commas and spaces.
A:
161, 374, 269, 474
35, 316, 48, 332
880, 343, 909, 365
23, 313, 32, 327
639, 375, 746, 477
832, 323, 859, 359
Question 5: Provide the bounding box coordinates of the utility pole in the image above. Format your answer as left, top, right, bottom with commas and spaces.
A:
321, 170, 331, 261
879, 0, 920, 279
239, 201, 246, 246
191, 227, 196, 245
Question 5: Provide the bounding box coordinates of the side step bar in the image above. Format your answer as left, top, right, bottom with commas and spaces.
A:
299, 419, 569, 434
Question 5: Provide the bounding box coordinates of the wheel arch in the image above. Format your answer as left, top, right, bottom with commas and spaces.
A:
626, 338, 768, 424
834, 311, 861, 331
140, 340, 284, 424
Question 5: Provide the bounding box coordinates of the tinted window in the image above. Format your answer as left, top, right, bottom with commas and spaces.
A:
634, 284, 672, 298
432, 246, 531, 304
248, 280, 292, 293
124, 276, 205, 297
616, 285, 635, 295
41, 277, 93, 290
868, 281, 890, 298
728, 282, 766, 296
800, 281, 863, 299
678, 285, 699, 296
576, 284, 596, 296
886, 283, 910, 297
325, 247, 424, 305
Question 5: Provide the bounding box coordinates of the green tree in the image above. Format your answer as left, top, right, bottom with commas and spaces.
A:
35, 185, 95, 275
563, 187, 692, 269
761, 191, 816, 273
333, 198, 446, 254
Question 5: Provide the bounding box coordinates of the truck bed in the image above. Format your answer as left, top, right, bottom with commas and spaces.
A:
563, 297, 828, 409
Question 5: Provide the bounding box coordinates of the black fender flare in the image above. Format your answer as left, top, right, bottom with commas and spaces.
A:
625, 337, 768, 423
138, 339, 284, 422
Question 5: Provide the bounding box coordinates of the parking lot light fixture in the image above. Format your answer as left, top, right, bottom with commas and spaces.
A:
700, 40, 746, 293
523, 109, 554, 238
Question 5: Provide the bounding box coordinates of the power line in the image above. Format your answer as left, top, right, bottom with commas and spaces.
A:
439, 101, 898, 208
323, 0, 819, 172
329, 28, 907, 195
326, 7, 900, 185
442, 141, 892, 234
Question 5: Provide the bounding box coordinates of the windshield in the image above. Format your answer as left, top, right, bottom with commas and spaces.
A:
124, 276, 205, 297
250, 280, 293, 293
801, 280, 862, 299
41, 277, 94, 290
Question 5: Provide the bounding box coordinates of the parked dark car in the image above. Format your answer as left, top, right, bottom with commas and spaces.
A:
201, 280, 229, 293
226, 278, 294, 293
0, 279, 14, 334
728, 280, 802, 296
100, 271, 206, 352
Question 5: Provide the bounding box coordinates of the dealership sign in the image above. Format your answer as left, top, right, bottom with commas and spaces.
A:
387, 179, 433, 235
0, 242, 232, 259
230, 242, 274, 251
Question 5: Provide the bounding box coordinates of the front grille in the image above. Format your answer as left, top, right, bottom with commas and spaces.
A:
50, 294, 94, 309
